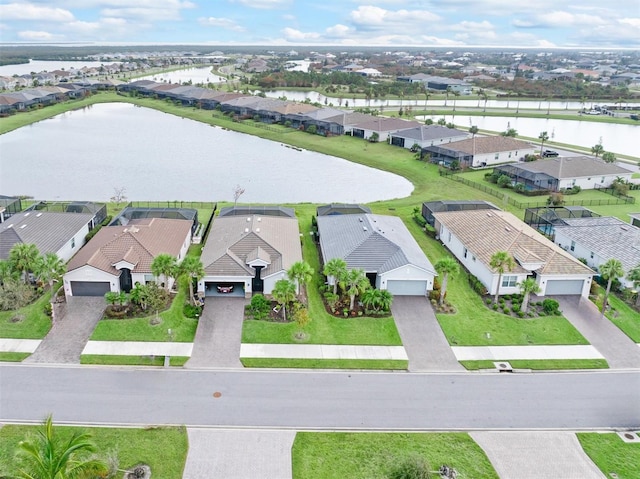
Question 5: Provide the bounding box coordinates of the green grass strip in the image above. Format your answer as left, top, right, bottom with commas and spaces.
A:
0, 352, 31, 362
80, 355, 189, 367
460, 359, 609, 370
241, 358, 408, 370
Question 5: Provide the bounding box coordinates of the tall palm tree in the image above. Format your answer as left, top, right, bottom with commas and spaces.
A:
489, 251, 516, 303
538, 131, 549, 156
599, 258, 624, 318
271, 279, 296, 322
323, 258, 347, 295
469, 125, 479, 138
591, 143, 604, 158
177, 256, 205, 305
287, 260, 314, 297
151, 253, 177, 292
340, 268, 370, 311
15, 415, 107, 479
627, 264, 640, 308
8, 243, 40, 284
519, 277, 541, 313
452, 90, 460, 112
434, 257, 460, 306
36, 252, 66, 292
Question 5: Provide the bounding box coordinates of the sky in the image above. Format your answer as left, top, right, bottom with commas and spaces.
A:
0, 0, 639, 49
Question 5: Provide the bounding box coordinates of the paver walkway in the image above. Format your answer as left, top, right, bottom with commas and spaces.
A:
391, 296, 463, 371
185, 298, 245, 368
240, 344, 408, 361
554, 296, 640, 369
452, 345, 604, 361
182, 428, 295, 479
471, 431, 605, 479
24, 297, 104, 364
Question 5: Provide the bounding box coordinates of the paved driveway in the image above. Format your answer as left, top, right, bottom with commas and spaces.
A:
554, 295, 640, 369
391, 296, 463, 371
24, 297, 104, 364
471, 431, 605, 479
185, 297, 245, 368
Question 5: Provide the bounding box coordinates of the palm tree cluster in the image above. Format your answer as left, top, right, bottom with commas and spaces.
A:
150, 254, 205, 306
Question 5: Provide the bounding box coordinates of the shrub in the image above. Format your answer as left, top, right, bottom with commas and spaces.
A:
542, 298, 560, 315
511, 304, 520, 313
502, 306, 510, 314
468, 274, 488, 295
513, 183, 526, 193
387, 455, 432, 479
492, 303, 499, 310
517, 311, 525, 318
497, 174, 512, 188
43, 302, 52, 317
249, 294, 271, 320
485, 297, 492, 305
183, 303, 202, 319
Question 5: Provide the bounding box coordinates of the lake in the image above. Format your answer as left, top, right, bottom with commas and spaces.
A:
0, 60, 120, 77
0, 103, 413, 203
135, 66, 224, 84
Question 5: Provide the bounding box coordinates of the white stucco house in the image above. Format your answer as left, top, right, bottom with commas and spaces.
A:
63, 218, 192, 297
433, 209, 594, 297
424, 136, 535, 168
350, 117, 422, 143
389, 125, 470, 149
317, 213, 436, 296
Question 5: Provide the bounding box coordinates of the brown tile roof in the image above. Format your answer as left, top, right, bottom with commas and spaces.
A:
67, 218, 192, 275
433, 210, 594, 276
441, 136, 533, 155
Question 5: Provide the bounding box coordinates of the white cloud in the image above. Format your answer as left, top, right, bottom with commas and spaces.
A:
17, 29, 57, 40
0, 3, 74, 22
349, 5, 440, 31
325, 24, 350, 38
230, 0, 291, 9
619, 18, 640, 28
199, 17, 245, 32
281, 27, 320, 41
536, 11, 607, 27
282, 14, 295, 21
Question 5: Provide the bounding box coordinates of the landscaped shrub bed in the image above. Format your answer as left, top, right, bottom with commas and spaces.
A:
481, 294, 561, 318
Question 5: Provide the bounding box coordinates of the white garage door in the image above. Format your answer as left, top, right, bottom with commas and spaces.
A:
545, 279, 584, 295
386, 280, 427, 296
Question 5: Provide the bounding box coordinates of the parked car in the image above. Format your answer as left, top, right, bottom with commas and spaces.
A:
542, 150, 559, 157
216, 284, 234, 293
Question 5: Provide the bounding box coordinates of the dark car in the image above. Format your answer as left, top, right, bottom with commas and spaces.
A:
542, 150, 559, 158
216, 284, 234, 293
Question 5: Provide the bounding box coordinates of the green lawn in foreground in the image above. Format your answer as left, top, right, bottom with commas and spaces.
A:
241, 358, 408, 369
80, 355, 189, 366
577, 433, 640, 479
0, 424, 188, 479
602, 290, 640, 342
0, 288, 54, 339
292, 432, 498, 479
461, 359, 609, 370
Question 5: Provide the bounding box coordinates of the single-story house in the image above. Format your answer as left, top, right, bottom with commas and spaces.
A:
63, 218, 192, 297
523, 206, 600, 238
350, 117, 422, 142
0, 195, 22, 223
0, 211, 94, 262
110, 207, 199, 235
316, 204, 372, 216
422, 200, 498, 226
553, 217, 640, 288
433, 209, 594, 297
423, 136, 535, 168
389, 125, 470, 149
630, 213, 640, 228
317, 214, 436, 296
199, 211, 302, 298
493, 157, 633, 191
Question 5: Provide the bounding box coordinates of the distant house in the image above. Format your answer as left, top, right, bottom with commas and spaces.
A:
317, 214, 436, 296
423, 136, 535, 168
421, 200, 498, 226
494, 157, 633, 191
199, 211, 302, 298
553, 217, 640, 288
63, 218, 192, 297
0, 195, 22, 223
433, 209, 594, 297
389, 125, 470, 149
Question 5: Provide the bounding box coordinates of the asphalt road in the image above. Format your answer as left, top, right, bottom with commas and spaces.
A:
1, 365, 638, 430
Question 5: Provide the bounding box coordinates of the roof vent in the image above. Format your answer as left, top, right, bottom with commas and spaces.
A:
486, 212, 492, 217
256, 228, 260, 233
363, 226, 368, 231
7, 224, 13, 228
505, 227, 511, 232
247, 217, 251, 222
244, 228, 249, 233
257, 217, 261, 222
359, 217, 363, 222
621, 226, 629, 231
20, 224, 27, 229
36, 213, 43, 217
24, 212, 30, 216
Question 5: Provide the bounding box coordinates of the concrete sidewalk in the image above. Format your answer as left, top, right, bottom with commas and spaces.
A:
0, 338, 41, 353
239, 343, 408, 361
82, 341, 193, 356
452, 345, 604, 361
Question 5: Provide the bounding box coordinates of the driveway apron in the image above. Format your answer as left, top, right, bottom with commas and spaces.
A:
185, 297, 245, 368
183, 428, 295, 479
471, 431, 605, 479
24, 296, 104, 364
391, 296, 463, 371
553, 295, 640, 369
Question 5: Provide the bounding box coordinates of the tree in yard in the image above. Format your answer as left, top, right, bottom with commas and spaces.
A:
8, 243, 40, 284
0, 259, 19, 285
293, 303, 311, 339
340, 268, 370, 311
538, 131, 549, 155
0, 279, 37, 311
376, 289, 393, 312
361, 288, 378, 313
287, 260, 314, 297
271, 278, 296, 322
437, 118, 447, 126
519, 277, 541, 313
501, 128, 518, 137
151, 253, 178, 292
434, 257, 460, 306
591, 142, 604, 158
233, 184, 245, 208
110, 186, 127, 207
323, 258, 347, 295
368, 132, 379, 143
14, 415, 108, 479
177, 256, 205, 305
627, 264, 640, 308
35, 252, 66, 292
602, 151, 616, 163
469, 125, 479, 138
489, 251, 516, 303
599, 258, 624, 319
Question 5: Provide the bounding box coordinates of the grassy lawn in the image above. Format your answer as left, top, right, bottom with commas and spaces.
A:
0, 424, 187, 479
598, 288, 640, 342
90, 287, 198, 342
0, 352, 30, 362
577, 433, 640, 479
292, 432, 498, 479
0, 288, 54, 339
241, 358, 408, 369
461, 359, 609, 370
80, 355, 189, 366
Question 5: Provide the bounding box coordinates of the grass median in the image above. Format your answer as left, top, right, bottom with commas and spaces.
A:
461, 359, 609, 370
578, 433, 640, 479
241, 358, 408, 369
80, 355, 190, 366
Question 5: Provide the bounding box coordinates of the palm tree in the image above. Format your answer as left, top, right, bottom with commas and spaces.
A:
519, 277, 541, 313
0, 259, 19, 285
377, 289, 393, 312
452, 90, 460, 112
591, 143, 604, 158
177, 256, 205, 305
15, 415, 107, 479
469, 125, 479, 138
538, 131, 549, 156
271, 279, 296, 322
287, 260, 314, 297
627, 264, 640, 308
361, 288, 378, 313
434, 257, 460, 306
35, 252, 66, 292
602, 151, 616, 163
151, 253, 177, 292
340, 268, 370, 311
599, 258, 624, 318
8, 243, 40, 284
489, 251, 516, 303
323, 258, 347, 295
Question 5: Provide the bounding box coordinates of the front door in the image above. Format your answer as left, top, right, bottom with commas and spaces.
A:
119, 268, 133, 293
252, 266, 264, 293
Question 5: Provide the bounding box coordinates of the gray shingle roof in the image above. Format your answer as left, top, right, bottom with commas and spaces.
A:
500, 156, 633, 179
554, 217, 640, 273
392, 125, 469, 142
317, 214, 435, 275
438, 136, 533, 155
